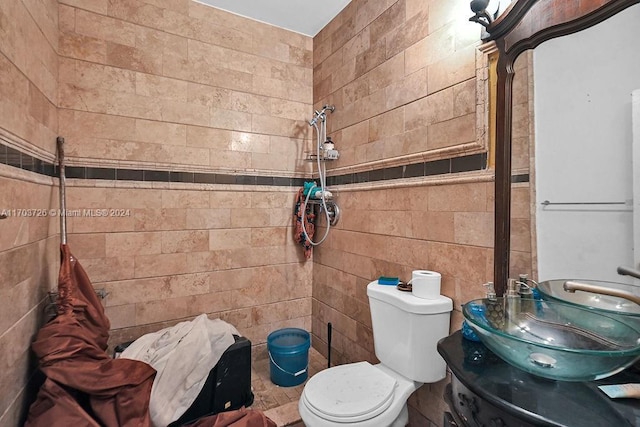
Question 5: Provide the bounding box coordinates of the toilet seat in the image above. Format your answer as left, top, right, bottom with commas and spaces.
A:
301, 362, 397, 423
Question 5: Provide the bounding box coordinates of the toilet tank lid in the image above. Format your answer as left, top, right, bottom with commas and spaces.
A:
367, 281, 453, 314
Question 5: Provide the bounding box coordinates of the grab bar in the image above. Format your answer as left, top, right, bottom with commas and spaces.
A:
541, 200, 630, 206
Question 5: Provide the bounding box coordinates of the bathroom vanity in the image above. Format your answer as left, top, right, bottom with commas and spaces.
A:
443, 0, 640, 423
438, 331, 640, 427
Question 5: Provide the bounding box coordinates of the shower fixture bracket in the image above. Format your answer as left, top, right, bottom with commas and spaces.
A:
306, 199, 340, 226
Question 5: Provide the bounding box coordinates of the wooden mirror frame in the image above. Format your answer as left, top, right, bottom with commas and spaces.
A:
484, 0, 640, 295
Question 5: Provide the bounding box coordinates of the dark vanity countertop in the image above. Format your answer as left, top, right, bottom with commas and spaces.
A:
438, 331, 640, 427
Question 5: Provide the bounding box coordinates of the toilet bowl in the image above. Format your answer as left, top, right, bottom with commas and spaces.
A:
299, 280, 453, 427
298, 362, 420, 427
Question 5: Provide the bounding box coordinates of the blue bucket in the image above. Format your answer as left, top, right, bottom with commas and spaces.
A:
267, 328, 310, 387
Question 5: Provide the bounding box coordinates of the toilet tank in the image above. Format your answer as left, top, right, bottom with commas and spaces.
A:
367, 281, 453, 383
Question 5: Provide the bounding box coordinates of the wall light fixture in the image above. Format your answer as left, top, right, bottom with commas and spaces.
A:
469, 0, 500, 27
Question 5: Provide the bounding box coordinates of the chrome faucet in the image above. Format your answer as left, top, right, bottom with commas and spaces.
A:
563, 280, 640, 305
617, 266, 640, 280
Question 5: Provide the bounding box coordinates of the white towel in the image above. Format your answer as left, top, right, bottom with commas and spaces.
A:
120, 314, 239, 427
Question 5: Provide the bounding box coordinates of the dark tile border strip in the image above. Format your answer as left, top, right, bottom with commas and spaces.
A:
511, 173, 530, 183
0, 141, 489, 187
325, 153, 488, 186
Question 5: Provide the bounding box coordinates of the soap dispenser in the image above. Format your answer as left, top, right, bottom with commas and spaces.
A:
462, 282, 495, 341
484, 282, 505, 330
504, 278, 521, 323
518, 274, 534, 312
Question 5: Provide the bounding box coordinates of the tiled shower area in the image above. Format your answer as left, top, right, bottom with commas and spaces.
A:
0, 0, 535, 426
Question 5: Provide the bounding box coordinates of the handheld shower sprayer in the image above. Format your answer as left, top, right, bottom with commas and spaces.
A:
302, 104, 339, 246
308, 105, 335, 126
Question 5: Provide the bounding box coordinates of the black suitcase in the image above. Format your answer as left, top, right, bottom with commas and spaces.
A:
169, 335, 254, 426
115, 335, 254, 426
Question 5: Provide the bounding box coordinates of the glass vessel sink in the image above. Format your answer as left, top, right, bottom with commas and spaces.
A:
536, 279, 640, 329
463, 297, 640, 381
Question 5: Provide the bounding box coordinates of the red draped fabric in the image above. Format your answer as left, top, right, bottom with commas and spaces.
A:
25, 244, 156, 426
25, 244, 276, 427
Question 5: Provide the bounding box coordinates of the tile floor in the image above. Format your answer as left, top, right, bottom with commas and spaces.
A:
252, 347, 328, 426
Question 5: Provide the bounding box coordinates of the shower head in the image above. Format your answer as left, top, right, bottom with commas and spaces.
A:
308, 105, 336, 126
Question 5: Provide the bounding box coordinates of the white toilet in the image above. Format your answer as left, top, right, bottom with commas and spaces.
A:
299, 280, 453, 427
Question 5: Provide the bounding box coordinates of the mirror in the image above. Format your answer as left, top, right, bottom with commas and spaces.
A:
485, 0, 640, 295
531, 7, 640, 283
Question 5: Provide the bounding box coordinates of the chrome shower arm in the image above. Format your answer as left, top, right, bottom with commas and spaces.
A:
308, 105, 335, 126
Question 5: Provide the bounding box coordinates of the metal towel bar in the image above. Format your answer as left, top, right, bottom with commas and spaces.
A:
541, 200, 631, 206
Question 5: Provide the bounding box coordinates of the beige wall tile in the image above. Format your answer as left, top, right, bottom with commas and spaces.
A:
82, 256, 135, 282
162, 230, 209, 253
454, 212, 493, 247
60, 0, 108, 14
369, 108, 404, 142
354, 0, 396, 34
251, 227, 289, 247
368, 51, 404, 93
453, 78, 477, 117
134, 252, 187, 278
429, 0, 471, 32
510, 218, 532, 253
59, 31, 108, 63
186, 209, 232, 229
109, 188, 163, 209
105, 231, 162, 256
209, 151, 252, 170
230, 208, 271, 228
135, 119, 187, 146
133, 208, 186, 231
405, 25, 456, 75
411, 211, 455, 242
405, 87, 454, 131
68, 215, 135, 234
426, 113, 475, 150
107, 0, 164, 29
355, 39, 386, 78
429, 183, 488, 212
71, 61, 137, 94
162, 190, 209, 209
384, 68, 428, 110
210, 108, 252, 132
59, 110, 136, 140
186, 126, 231, 150
135, 73, 188, 102
107, 42, 162, 74
342, 26, 370, 62
427, 46, 476, 94
105, 304, 136, 329
510, 186, 530, 220
385, 9, 429, 59
369, 1, 405, 47
75, 8, 136, 47
209, 229, 251, 250
210, 192, 251, 209
161, 99, 210, 126
66, 233, 106, 258
135, 297, 187, 325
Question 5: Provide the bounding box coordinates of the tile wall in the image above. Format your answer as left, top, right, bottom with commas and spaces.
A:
55, 0, 315, 355
310, 0, 504, 424
1, 0, 317, 424
0, 0, 60, 425
0, 0, 535, 425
